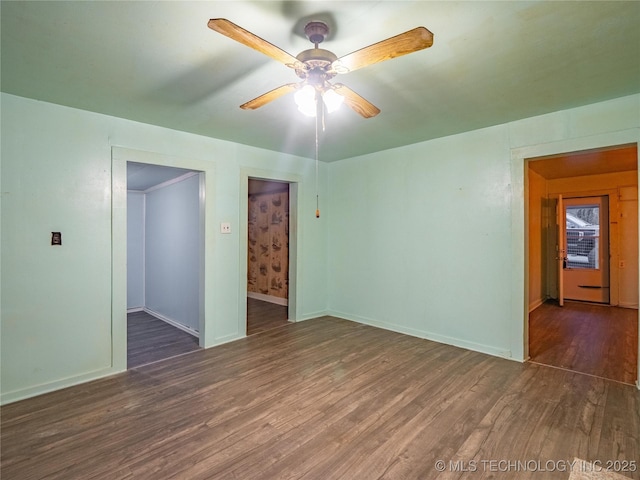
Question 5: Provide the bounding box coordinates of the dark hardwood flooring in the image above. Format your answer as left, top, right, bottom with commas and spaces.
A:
127, 311, 200, 368
3, 316, 639, 479
529, 300, 638, 385
128, 299, 289, 368
247, 297, 289, 335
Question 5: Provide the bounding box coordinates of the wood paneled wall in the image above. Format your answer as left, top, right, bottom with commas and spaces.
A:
247, 187, 289, 300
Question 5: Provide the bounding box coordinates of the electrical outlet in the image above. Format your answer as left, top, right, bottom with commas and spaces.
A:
619, 260, 626, 269
220, 222, 231, 234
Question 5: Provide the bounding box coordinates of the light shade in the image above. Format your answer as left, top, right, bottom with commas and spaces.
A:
294, 85, 344, 117
323, 89, 344, 113
294, 85, 317, 117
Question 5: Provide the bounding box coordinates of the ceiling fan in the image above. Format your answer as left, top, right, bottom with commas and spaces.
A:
208, 18, 434, 118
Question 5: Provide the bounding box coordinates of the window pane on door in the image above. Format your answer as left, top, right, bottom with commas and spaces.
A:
566, 205, 599, 269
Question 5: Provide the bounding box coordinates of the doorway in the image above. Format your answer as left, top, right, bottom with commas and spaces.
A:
126, 162, 203, 367
246, 179, 291, 335
526, 144, 639, 384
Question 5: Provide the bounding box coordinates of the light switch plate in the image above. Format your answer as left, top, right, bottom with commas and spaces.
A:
220, 222, 231, 234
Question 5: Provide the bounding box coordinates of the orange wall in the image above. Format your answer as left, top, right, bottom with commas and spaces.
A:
528, 169, 547, 310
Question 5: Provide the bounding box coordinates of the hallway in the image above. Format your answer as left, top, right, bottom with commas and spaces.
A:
529, 300, 638, 384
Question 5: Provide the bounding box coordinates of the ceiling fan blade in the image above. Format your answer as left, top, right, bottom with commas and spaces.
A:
334, 27, 433, 73
208, 18, 302, 68
240, 83, 299, 110
333, 84, 380, 118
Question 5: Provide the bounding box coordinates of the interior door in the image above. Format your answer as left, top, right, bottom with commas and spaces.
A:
563, 195, 610, 303
556, 194, 565, 306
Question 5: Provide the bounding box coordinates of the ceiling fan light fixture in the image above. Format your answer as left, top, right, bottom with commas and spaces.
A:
323, 88, 344, 113
294, 85, 344, 117
294, 85, 317, 116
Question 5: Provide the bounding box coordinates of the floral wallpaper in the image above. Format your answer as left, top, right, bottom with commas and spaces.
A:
247, 188, 289, 299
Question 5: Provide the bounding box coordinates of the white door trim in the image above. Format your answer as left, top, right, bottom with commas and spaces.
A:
239, 168, 303, 336
111, 147, 215, 372
511, 129, 639, 389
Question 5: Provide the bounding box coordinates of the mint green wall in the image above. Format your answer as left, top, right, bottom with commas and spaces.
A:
327, 94, 639, 362
1, 93, 328, 404
2, 92, 638, 403
327, 126, 515, 357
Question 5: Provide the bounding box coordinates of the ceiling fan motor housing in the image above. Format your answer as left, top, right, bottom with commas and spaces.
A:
295, 48, 338, 82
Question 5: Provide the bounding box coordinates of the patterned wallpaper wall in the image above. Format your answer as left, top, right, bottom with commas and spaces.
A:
247, 187, 289, 299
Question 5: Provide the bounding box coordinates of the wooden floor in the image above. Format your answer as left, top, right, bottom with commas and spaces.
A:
3, 316, 639, 479
127, 311, 200, 368
247, 297, 289, 335
128, 299, 287, 368
529, 301, 638, 385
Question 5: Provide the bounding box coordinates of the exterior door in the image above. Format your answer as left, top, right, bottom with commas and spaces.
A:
563, 195, 610, 303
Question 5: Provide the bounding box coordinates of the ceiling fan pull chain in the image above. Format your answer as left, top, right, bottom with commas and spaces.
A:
315, 91, 320, 218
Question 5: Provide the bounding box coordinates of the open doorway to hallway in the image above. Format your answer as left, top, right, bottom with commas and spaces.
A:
126, 162, 203, 367
527, 144, 638, 384
529, 300, 638, 384
246, 179, 291, 335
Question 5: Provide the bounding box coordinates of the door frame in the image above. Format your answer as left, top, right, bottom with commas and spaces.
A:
239, 168, 302, 336
511, 130, 639, 388
112, 147, 215, 372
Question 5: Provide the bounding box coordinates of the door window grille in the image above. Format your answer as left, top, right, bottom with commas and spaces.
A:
565, 204, 599, 269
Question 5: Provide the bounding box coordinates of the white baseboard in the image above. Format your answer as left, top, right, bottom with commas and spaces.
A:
294, 310, 329, 322
144, 308, 199, 338
247, 292, 288, 306
327, 309, 517, 361
1, 366, 120, 405
127, 307, 144, 313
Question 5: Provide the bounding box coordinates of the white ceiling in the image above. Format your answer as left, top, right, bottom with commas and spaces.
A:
2, 1, 639, 162
127, 162, 197, 191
